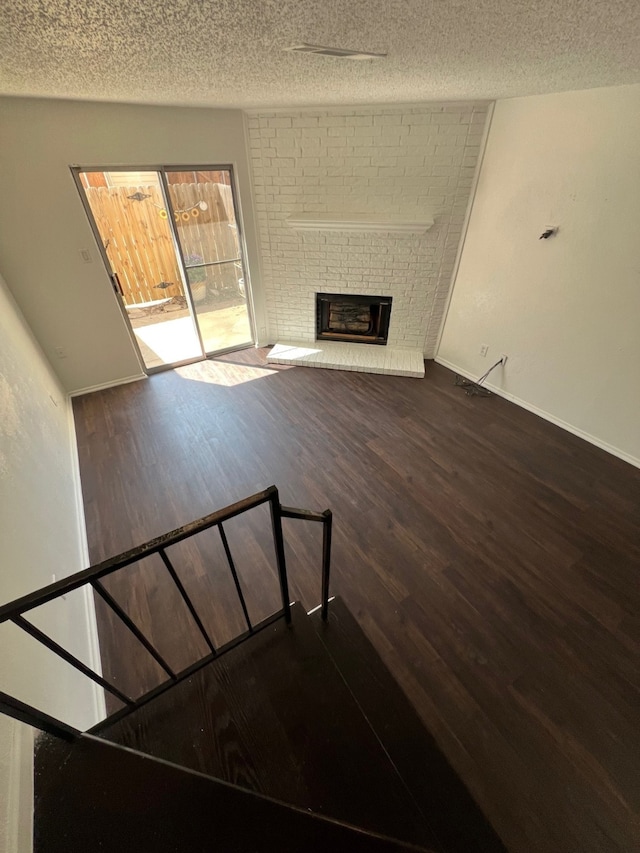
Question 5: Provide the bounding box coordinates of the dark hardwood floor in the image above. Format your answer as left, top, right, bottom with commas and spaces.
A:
73, 350, 640, 853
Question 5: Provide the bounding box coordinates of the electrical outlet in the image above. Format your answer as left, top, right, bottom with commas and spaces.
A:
479, 344, 489, 357
54, 346, 67, 359
501, 353, 508, 366
79, 249, 93, 263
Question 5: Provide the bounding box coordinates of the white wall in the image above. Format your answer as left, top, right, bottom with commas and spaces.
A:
0, 273, 100, 851
438, 84, 640, 466
0, 719, 32, 853
247, 104, 488, 354
0, 97, 265, 394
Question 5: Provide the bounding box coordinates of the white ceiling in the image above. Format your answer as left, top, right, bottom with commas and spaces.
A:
1, 0, 639, 108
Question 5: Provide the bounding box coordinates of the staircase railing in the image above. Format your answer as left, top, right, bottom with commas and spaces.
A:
0, 485, 332, 742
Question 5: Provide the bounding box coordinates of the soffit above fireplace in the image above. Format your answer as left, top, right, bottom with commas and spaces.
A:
287, 212, 435, 234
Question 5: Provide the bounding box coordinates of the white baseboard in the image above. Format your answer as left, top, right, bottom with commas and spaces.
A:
67, 402, 106, 723
4, 720, 34, 853
69, 373, 146, 398
435, 356, 640, 469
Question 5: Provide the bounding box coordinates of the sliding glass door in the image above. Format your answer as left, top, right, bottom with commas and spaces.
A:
74, 166, 253, 372
164, 169, 252, 355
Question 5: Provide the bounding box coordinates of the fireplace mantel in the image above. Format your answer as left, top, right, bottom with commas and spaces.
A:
286, 212, 434, 234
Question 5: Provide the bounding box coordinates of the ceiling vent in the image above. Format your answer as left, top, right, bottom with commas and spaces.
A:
284, 43, 387, 60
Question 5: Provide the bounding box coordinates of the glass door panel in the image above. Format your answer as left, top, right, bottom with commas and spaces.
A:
78, 169, 203, 371
164, 169, 253, 354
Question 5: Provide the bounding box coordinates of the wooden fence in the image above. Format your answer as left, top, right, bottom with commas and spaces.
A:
85, 182, 241, 305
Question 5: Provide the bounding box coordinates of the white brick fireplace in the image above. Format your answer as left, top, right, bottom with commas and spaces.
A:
247, 102, 489, 375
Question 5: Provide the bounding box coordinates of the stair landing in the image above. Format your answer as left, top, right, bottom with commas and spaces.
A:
99, 601, 434, 847
95, 598, 505, 851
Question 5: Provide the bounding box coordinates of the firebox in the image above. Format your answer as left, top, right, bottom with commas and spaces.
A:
316, 293, 392, 345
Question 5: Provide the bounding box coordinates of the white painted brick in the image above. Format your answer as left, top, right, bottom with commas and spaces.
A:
377, 137, 402, 149
352, 166, 379, 177
402, 113, 431, 125
353, 125, 383, 137
346, 115, 373, 126
345, 147, 374, 160
319, 116, 347, 126
299, 146, 323, 159
432, 113, 461, 124
368, 156, 396, 168
430, 165, 456, 177
339, 128, 364, 142
273, 136, 298, 150
373, 114, 402, 126
248, 103, 482, 352
378, 167, 405, 177
327, 166, 354, 177
466, 127, 485, 140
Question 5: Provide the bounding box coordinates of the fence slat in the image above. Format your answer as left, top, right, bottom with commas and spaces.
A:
84, 179, 238, 306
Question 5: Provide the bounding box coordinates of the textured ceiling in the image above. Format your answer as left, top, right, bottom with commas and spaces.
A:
1, 0, 639, 107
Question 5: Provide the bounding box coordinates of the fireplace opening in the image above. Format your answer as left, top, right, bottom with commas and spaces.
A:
316, 292, 392, 345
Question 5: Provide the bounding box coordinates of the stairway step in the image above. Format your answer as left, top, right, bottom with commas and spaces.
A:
310, 598, 507, 852
99, 602, 438, 849
35, 733, 438, 852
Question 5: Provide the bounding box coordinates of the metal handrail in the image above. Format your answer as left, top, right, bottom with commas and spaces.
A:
0, 485, 332, 741
280, 506, 333, 621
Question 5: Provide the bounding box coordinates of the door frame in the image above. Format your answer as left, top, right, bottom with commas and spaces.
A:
161, 164, 257, 359
70, 164, 256, 374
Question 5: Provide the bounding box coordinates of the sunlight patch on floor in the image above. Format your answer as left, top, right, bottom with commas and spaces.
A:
175, 359, 280, 387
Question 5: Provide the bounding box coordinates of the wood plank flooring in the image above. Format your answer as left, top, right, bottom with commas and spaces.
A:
73, 350, 640, 853
311, 597, 505, 852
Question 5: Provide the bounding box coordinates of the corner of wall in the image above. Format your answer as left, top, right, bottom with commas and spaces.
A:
240, 110, 270, 346
433, 101, 495, 358
68, 374, 146, 399
435, 355, 640, 469
435, 85, 640, 464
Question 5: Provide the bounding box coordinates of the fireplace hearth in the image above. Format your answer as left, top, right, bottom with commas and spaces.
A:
316, 292, 392, 345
